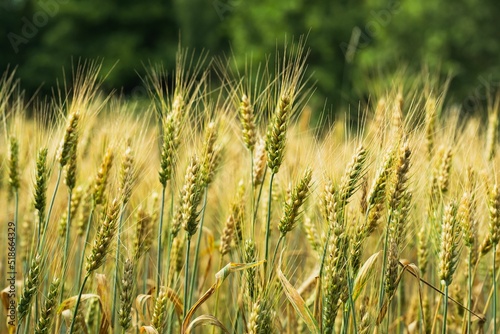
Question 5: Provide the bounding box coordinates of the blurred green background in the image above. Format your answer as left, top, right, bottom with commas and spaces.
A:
1, 0, 500, 114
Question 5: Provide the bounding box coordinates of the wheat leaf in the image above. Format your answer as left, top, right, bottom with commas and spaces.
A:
140, 325, 159, 333
186, 314, 230, 334
353, 251, 380, 301
182, 260, 265, 333
277, 250, 320, 334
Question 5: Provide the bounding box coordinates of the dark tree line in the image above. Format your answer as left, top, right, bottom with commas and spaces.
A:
1, 0, 500, 113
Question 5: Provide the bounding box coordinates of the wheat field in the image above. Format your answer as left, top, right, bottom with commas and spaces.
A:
0, 44, 499, 334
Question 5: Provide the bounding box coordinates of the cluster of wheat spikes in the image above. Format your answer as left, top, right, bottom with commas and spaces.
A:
1, 43, 500, 334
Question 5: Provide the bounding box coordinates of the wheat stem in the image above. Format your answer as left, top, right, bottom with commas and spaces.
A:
111, 204, 126, 327
183, 234, 192, 317
164, 183, 176, 289
378, 210, 393, 311
467, 250, 472, 334
213, 255, 224, 329
157, 185, 167, 295
342, 305, 349, 334
15, 314, 23, 334
60, 190, 73, 303
250, 152, 255, 238
397, 280, 402, 334
40, 168, 62, 254
76, 200, 95, 288
68, 274, 89, 334
385, 304, 391, 334
442, 284, 449, 333
269, 234, 284, 282
14, 189, 19, 263
264, 172, 276, 281
494, 244, 498, 334
164, 234, 174, 290
189, 187, 209, 306
142, 252, 149, 294
253, 167, 267, 224
346, 267, 358, 334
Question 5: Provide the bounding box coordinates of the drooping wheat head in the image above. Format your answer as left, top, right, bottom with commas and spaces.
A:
278, 167, 312, 236
34, 148, 48, 227
488, 183, 500, 246
486, 96, 499, 161
201, 121, 221, 187
388, 141, 411, 212
253, 137, 267, 186
459, 167, 478, 264
118, 144, 135, 206
159, 110, 181, 187
391, 93, 404, 140
436, 146, 453, 195
425, 95, 437, 159
366, 147, 395, 234
94, 148, 114, 206
57, 110, 80, 168
133, 206, 153, 261
266, 93, 291, 174
8, 136, 19, 196
64, 134, 78, 191
240, 94, 257, 152
180, 156, 203, 237
439, 202, 461, 286
338, 145, 367, 205
85, 198, 121, 275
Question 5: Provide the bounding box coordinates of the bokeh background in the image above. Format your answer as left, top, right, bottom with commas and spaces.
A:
1, 0, 500, 116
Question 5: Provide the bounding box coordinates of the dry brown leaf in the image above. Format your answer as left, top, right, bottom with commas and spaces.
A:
1, 286, 16, 334
140, 325, 159, 333
185, 314, 229, 334
182, 260, 265, 333
164, 287, 183, 323
135, 293, 154, 325
95, 273, 111, 334
58, 293, 100, 313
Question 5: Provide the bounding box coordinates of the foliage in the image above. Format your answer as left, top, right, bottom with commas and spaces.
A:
1, 0, 500, 114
